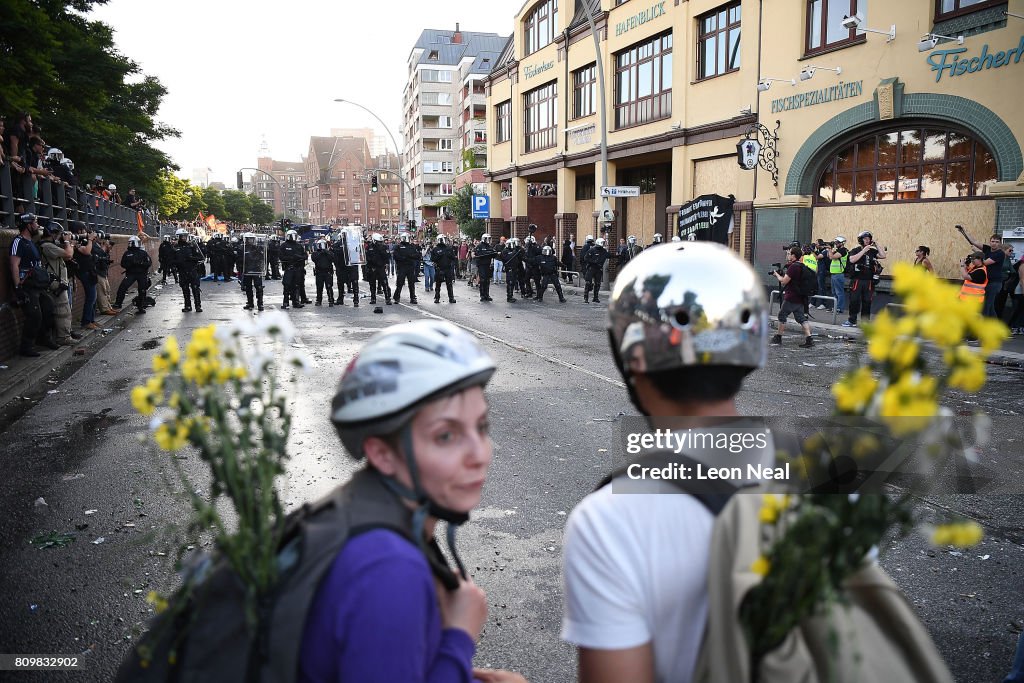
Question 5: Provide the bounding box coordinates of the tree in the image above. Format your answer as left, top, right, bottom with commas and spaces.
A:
440, 186, 485, 240
155, 170, 190, 219
180, 184, 207, 220
202, 187, 226, 219
1, 1, 179, 200
222, 190, 252, 224
249, 194, 275, 225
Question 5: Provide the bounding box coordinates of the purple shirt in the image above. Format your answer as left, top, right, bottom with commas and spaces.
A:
299, 528, 477, 683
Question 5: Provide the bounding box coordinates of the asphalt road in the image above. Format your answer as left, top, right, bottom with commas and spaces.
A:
0, 272, 1020, 682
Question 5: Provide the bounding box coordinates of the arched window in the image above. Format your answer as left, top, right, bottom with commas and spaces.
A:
524, 0, 558, 56
815, 126, 997, 204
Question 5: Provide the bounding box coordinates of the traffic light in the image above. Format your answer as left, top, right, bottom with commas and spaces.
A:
236, 171, 243, 190
371, 174, 379, 193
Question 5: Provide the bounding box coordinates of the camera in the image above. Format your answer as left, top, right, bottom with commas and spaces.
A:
77, 235, 90, 246
767, 262, 783, 276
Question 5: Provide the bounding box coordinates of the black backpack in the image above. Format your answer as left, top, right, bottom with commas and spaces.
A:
116, 469, 419, 683
794, 263, 818, 298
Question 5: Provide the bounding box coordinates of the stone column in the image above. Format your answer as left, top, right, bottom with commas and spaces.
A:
555, 166, 578, 246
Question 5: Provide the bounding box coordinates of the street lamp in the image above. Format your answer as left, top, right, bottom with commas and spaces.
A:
238, 167, 293, 223
332, 98, 416, 224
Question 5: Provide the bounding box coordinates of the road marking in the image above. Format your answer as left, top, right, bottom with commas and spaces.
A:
398, 303, 626, 388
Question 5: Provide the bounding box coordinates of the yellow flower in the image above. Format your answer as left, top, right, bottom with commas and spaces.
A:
145, 591, 169, 614
130, 376, 164, 416
182, 358, 222, 387
154, 419, 190, 451
185, 325, 220, 362
919, 312, 964, 348
751, 555, 771, 576
931, 521, 984, 548
888, 338, 919, 372
832, 367, 878, 414
945, 346, 987, 393
879, 374, 938, 436
970, 317, 1009, 354
865, 311, 898, 363
152, 336, 181, 374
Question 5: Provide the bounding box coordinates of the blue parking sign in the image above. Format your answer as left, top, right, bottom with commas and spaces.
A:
472, 195, 490, 219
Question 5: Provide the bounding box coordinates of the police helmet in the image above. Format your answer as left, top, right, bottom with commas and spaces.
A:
609, 241, 767, 377
585, 235, 595, 243
175, 228, 189, 238
61, 158, 74, 170
128, 236, 142, 248
315, 240, 329, 251
526, 235, 536, 244
858, 230, 873, 243
108, 184, 117, 192
653, 234, 664, 244
595, 237, 606, 248
542, 246, 553, 256
627, 235, 637, 245
834, 235, 847, 244
47, 148, 63, 161
508, 237, 519, 248
481, 234, 491, 244
372, 233, 384, 243
400, 233, 410, 243
285, 230, 298, 242
230, 236, 239, 244
437, 235, 447, 245
671, 235, 682, 242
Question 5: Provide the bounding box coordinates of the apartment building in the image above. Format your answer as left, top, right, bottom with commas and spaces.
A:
305, 136, 400, 227
254, 155, 308, 221
402, 25, 510, 224
485, 0, 1024, 281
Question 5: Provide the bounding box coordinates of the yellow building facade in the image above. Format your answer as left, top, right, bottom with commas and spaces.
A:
484, 0, 1024, 281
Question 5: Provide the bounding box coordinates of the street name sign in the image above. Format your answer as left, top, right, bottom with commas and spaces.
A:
600, 186, 640, 197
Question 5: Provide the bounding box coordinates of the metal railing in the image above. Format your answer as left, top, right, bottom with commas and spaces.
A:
0, 163, 162, 235
769, 289, 840, 325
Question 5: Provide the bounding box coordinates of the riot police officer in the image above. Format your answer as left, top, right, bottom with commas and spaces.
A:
332, 232, 360, 307
158, 235, 177, 284
536, 245, 566, 303
113, 235, 152, 314
583, 237, 610, 304
625, 235, 643, 262
430, 235, 458, 304
524, 234, 542, 298
279, 229, 307, 309
312, 239, 336, 306
392, 233, 421, 304
648, 233, 664, 249
473, 234, 497, 302
266, 236, 282, 280
500, 237, 525, 303
365, 233, 393, 306
173, 228, 204, 312
241, 233, 266, 312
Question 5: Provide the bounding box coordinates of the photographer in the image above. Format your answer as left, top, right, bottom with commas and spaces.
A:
71, 222, 100, 330
958, 252, 988, 306
8, 214, 48, 356
93, 231, 117, 315
770, 246, 814, 348
842, 230, 884, 328
828, 236, 849, 314
814, 239, 830, 301
955, 225, 1004, 318
40, 224, 80, 346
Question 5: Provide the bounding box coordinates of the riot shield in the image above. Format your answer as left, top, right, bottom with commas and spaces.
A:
243, 237, 268, 276
344, 227, 366, 266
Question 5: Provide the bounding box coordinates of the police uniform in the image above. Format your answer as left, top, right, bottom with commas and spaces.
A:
366, 239, 393, 305
430, 240, 458, 304
392, 240, 421, 304
279, 235, 307, 309
312, 244, 336, 306
173, 235, 204, 312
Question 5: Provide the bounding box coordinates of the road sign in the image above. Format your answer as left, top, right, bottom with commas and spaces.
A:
600, 197, 616, 223
600, 185, 640, 197
472, 194, 490, 219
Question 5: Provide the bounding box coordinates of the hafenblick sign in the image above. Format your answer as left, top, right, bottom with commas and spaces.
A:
615, 1, 666, 37
771, 81, 864, 114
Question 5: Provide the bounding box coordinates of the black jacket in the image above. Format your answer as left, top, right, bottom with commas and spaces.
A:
537, 253, 559, 276
500, 246, 524, 271
311, 250, 335, 275
158, 241, 175, 265
585, 245, 609, 274
393, 243, 421, 274
473, 242, 496, 270
431, 244, 458, 274
279, 241, 306, 267
366, 243, 390, 271
121, 246, 152, 274
173, 242, 205, 273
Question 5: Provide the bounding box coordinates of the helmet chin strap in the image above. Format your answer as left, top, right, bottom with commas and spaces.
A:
377, 425, 470, 591
608, 330, 651, 418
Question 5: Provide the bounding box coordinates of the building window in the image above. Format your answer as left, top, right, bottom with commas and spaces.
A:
524, 0, 558, 56
340, 186, 346, 196
575, 175, 595, 200
806, 0, 865, 55
936, 0, 1003, 19
815, 126, 998, 205
524, 81, 558, 153
440, 139, 454, 150
697, 3, 741, 80
572, 64, 597, 119
428, 50, 439, 60
440, 183, 454, 195
442, 161, 454, 173
339, 171, 345, 180
354, 201, 361, 211
622, 167, 657, 194
614, 32, 672, 129
340, 202, 347, 212
440, 116, 453, 128
495, 100, 512, 143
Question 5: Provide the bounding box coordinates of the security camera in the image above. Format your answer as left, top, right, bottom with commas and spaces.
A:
917, 35, 939, 52
841, 14, 861, 29
799, 67, 816, 81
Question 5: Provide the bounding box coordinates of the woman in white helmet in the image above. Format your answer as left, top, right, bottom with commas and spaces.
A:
300, 321, 525, 683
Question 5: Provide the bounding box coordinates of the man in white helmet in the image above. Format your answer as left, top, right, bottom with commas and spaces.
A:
311, 239, 336, 307
499, 237, 525, 303
392, 233, 421, 305
240, 233, 267, 311
563, 242, 771, 681
648, 233, 664, 249
430, 235, 458, 304
113, 236, 152, 314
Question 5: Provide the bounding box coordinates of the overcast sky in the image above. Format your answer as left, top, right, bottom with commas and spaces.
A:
88, 0, 520, 187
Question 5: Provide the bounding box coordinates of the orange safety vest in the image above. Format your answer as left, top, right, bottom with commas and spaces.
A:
958, 265, 988, 302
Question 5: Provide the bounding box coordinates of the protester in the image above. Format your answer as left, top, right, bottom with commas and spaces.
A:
914, 245, 934, 273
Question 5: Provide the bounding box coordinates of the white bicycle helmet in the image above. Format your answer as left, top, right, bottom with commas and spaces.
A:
108, 184, 117, 191
331, 320, 495, 459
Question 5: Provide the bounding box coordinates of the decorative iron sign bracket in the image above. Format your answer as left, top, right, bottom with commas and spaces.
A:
741, 120, 781, 187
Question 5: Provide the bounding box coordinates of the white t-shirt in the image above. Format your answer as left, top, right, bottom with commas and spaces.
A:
561, 480, 714, 683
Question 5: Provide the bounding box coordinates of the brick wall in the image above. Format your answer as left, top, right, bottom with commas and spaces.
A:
996, 198, 1024, 232
0, 232, 159, 362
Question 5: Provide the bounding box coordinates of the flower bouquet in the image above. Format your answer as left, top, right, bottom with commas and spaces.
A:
739, 263, 1008, 668
128, 313, 308, 668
